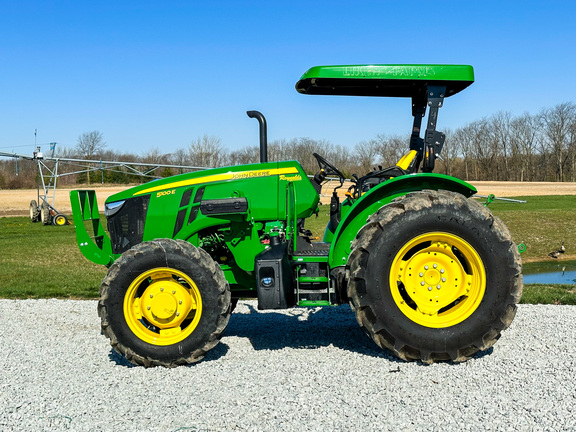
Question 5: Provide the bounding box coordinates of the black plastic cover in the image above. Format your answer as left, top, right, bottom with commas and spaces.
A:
200, 198, 248, 215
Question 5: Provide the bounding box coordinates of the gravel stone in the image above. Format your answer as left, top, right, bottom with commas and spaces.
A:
1, 300, 575, 431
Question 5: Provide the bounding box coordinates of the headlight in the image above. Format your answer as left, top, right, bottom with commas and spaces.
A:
105, 200, 125, 217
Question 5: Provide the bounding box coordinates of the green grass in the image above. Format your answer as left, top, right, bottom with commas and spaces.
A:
1, 193, 576, 304
305, 208, 331, 240
520, 284, 576, 305
482, 195, 576, 260
0, 217, 106, 298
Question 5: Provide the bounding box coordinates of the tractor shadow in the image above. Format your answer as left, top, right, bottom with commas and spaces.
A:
107, 301, 495, 366
219, 301, 400, 362
108, 344, 230, 367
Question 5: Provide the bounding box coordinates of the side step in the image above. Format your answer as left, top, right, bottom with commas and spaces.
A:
294, 261, 334, 307
298, 300, 331, 307
294, 239, 330, 256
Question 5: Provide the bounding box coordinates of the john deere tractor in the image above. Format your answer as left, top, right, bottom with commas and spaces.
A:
71, 64, 522, 367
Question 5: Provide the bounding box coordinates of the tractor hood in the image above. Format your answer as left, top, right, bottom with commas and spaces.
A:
104, 161, 302, 204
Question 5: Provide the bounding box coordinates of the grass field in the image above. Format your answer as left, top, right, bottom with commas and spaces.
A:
1, 194, 575, 303
485, 195, 576, 260
0, 218, 106, 298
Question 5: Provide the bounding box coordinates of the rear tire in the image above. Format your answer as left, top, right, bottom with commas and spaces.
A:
99, 238, 231, 367
347, 190, 522, 363
29, 200, 40, 222
40, 201, 51, 225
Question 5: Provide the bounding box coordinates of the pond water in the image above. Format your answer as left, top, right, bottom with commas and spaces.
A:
522, 260, 576, 284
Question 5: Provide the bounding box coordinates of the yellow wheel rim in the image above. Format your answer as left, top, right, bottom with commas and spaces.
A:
123, 267, 203, 345
390, 232, 485, 328
55, 215, 66, 226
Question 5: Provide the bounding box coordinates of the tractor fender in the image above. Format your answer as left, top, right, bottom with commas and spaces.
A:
328, 173, 477, 269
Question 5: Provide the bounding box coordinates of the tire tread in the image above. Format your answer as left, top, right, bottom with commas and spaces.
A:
347, 190, 523, 363
98, 238, 231, 367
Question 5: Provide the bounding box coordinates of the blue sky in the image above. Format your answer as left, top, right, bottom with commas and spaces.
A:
1, 1, 575, 157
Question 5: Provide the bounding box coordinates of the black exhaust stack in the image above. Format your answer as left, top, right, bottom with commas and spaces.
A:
247, 110, 268, 163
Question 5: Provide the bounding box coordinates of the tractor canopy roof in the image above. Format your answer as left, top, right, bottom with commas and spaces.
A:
295, 64, 474, 98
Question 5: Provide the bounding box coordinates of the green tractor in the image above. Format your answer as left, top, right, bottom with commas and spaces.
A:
71, 64, 522, 367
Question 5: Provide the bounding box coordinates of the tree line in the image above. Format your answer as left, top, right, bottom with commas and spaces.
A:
1, 101, 575, 189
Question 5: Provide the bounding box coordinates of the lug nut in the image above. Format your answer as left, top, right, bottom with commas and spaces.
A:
176, 312, 180, 317
419, 272, 424, 277
172, 290, 176, 294
179, 300, 182, 304
160, 288, 164, 292
433, 264, 437, 269
147, 306, 151, 310
437, 284, 441, 289
442, 278, 446, 282
150, 294, 153, 298
421, 281, 425, 286
440, 269, 445, 274
424, 265, 429, 270
428, 286, 433, 291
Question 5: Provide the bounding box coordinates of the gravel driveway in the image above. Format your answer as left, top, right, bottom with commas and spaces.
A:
1, 300, 575, 431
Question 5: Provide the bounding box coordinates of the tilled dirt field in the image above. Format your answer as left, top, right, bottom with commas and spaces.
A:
2, 181, 576, 217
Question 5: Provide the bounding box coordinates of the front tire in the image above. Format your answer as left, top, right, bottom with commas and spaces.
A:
347, 190, 522, 363
52, 213, 68, 226
99, 238, 231, 367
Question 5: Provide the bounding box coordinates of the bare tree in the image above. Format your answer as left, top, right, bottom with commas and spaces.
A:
467, 119, 494, 180
289, 138, 324, 174
75, 130, 106, 184
269, 138, 328, 174
75, 130, 106, 159
541, 102, 576, 181
510, 113, 540, 181
229, 146, 259, 165
569, 118, 576, 181
353, 139, 379, 175
323, 144, 354, 177
188, 135, 227, 168
372, 134, 408, 169
169, 148, 190, 173
267, 139, 290, 162
438, 128, 458, 176
452, 125, 474, 180
143, 147, 169, 164
491, 111, 513, 179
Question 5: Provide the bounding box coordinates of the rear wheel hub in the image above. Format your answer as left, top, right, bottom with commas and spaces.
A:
391, 232, 485, 328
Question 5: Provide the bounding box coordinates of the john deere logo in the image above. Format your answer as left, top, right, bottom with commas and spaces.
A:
231, 170, 270, 179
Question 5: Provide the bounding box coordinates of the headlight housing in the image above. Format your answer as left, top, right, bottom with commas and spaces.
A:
104, 200, 125, 217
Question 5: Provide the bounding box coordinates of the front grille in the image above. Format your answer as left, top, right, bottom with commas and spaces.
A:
107, 195, 150, 254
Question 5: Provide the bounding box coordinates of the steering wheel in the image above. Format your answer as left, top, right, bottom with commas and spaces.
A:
312, 153, 346, 182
